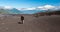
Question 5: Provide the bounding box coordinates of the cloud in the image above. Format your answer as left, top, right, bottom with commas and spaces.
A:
44, 5, 55, 9
18, 5, 56, 10
38, 6, 47, 10
4, 6, 13, 9
25, 8, 36, 10
38, 5, 55, 10
17, 8, 36, 10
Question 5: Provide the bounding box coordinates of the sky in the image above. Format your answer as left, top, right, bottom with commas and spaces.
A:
0, 0, 60, 9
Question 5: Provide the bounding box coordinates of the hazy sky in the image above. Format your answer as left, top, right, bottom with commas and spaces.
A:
0, 0, 60, 8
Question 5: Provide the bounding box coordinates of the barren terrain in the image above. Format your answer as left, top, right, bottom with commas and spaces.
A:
0, 14, 60, 32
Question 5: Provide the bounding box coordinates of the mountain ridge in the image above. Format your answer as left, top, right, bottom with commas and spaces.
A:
0, 6, 60, 14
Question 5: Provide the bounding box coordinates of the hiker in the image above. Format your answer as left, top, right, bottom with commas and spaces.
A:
21, 16, 24, 24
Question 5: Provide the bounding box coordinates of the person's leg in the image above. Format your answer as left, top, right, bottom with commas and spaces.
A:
21, 20, 22, 23
23, 20, 24, 24
22, 20, 24, 24
22, 20, 23, 24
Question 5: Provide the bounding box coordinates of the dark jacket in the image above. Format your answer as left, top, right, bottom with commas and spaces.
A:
21, 16, 24, 20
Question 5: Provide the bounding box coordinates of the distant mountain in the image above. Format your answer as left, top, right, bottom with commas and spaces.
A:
0, 8, 22, 14
20, 10, 47, 14
0, 6, 60, 14
8, 8, 22, 14
0, 7, 47, 14
0, 9, 9, 14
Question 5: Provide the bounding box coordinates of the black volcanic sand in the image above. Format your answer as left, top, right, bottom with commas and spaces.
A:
0, 14, 60, 32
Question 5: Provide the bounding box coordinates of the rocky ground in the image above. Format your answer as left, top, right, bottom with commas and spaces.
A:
0, 14, 60, 32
